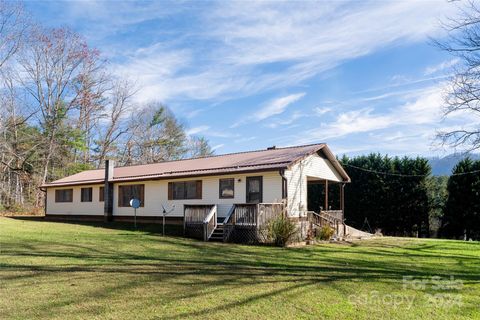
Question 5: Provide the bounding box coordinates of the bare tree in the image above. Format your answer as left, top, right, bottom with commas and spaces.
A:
0, 71, 41, 208
94, 79, 136, 168
187, 136, 214, 158
72, 52, 108, 165
124, 103, 188, 165
436, 1, 480, 152
16, 27, 102, 183
0, 0, 28, 69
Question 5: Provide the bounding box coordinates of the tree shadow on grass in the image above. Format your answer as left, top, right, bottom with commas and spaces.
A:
7, 216, 184, 237
2, 217, 480, 319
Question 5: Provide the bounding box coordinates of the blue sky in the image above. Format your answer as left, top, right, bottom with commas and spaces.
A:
25, 0, 471, 156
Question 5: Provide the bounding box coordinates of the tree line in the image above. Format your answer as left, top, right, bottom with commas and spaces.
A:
340, 154, 480, 240
0, 2, 212, 212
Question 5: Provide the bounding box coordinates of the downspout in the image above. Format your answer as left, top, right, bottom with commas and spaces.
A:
279, 169, 288, 218
279, 169, 288, 199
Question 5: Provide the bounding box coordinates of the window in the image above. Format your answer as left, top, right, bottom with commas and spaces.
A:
168, 181, 202, 200
81, 187, 93, 202
55, 189, 73, 202
99, 186, 104, 202
118, 184, 144, 207
219, 178, 234, 198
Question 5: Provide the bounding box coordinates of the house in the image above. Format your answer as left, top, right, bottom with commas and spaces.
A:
41, 143, 351, 242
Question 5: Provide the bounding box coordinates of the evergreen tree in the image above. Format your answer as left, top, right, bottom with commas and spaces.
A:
341, 154, 431, 236
441, 158, 480, 240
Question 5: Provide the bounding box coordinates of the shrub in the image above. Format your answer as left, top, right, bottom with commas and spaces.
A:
316, 225, 335, 241
266, 215, 298, 247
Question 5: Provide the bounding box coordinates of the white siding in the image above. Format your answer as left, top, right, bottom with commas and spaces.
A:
113, 172, 283, 217
45, 155, 345, 219
285, 153, 343, 217
46, 184, 104, 215
46, 171, 283, 217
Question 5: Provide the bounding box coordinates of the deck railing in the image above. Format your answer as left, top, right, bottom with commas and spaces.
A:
184, 204, 216, 240
222, 205, 236, 242
232, 203, 258, 226
257, 203, 285, 228
224, 202, 285, 243
307, 210, 344, 236
323, 210, 343, 221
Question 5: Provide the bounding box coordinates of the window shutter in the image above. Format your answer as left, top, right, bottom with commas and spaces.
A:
168, 182, 173, 200
118, 186, 123, 207
196, 180, 202, 199
139, 185, 145, 207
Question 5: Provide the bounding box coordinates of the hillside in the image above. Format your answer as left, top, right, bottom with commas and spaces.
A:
428, 153, 480, 176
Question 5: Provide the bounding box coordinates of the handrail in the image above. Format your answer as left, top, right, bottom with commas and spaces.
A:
223, 204, 236, 242
320, 210, 342, 223
203, 205, 217, 223
223, 204, 236, 224
308, 210, 343, 237
203, 205, 217, 241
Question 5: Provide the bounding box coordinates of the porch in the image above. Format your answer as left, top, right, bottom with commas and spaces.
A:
307, 177, 346, 237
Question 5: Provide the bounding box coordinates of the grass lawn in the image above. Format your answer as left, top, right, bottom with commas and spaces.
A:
0, 217, 479, 320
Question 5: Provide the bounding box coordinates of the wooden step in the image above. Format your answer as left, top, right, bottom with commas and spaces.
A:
209, 234, 224, 241
208, 224, 225, 241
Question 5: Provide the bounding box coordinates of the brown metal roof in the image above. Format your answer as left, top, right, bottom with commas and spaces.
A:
42, 143, 350, 187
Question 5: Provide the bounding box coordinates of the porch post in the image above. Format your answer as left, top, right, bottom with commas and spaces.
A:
324, 180, 328, 211
339, 183, 344, 212
341, 183, 346, 236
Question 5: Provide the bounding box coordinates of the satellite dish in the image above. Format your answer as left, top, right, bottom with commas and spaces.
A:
161, 203, 175, 214
130, 198, 141, 209
160, 203, 176, 236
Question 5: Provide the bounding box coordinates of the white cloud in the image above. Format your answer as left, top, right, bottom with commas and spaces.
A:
58, 1, 458, 103
232, 92, 305, 128
211, 144, 224, 152
295, 84, 447, 144
211, 1, 450, 66
424, 58, 459, 76
186, 125, 239, 139
254, 93, 305, 121
264, 111, 308, 129
314, 107, 332, 116
186, 125, 210, 136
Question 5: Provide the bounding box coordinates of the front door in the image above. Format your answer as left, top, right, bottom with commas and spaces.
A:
246, 176, 263, 203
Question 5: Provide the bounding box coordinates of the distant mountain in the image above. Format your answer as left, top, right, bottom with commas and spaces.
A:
428, 154, 480, 176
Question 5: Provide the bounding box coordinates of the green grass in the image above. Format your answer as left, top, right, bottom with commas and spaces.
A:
0, 217, 479, 320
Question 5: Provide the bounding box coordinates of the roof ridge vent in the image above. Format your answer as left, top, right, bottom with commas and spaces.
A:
267, 146, 276, 150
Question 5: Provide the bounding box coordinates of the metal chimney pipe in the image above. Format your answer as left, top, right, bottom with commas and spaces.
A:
104, 160, 114, 222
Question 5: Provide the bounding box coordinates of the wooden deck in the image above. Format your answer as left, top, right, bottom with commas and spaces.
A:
184, 203, 285, 243
184, 204, 344, 242
183, 204, 217, 241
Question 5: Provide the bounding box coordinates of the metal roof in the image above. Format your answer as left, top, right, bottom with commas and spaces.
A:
42, 143, 350, 187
